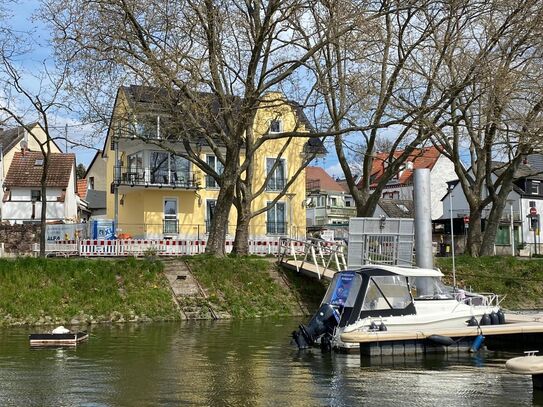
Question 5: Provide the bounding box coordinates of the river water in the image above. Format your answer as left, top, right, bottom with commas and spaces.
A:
0, 318, 539, 406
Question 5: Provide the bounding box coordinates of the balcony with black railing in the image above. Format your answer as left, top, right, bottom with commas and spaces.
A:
115, 165, 200, 189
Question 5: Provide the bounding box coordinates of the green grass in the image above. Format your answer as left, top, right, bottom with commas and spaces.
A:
0, 257, 180, 326
184, 255, 327, 318
436, 256, 543, 309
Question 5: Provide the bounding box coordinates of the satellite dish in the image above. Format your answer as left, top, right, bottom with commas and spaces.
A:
20, 140, 28, 150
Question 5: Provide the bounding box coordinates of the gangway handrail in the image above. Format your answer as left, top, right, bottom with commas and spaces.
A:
278, 237, 347, 279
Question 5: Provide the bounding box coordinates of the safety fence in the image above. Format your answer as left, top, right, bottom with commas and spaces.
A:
32, 237, 297, 257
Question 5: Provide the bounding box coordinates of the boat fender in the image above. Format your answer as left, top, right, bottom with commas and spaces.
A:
480, 313, 491, 326
428, 335, 455, 347
490, 311, 499, 325
369, 321, 378, 331
467, 316, 479, 327
497, 309, 506, 325
470, 334, 485, 352
379, 322, 387, 332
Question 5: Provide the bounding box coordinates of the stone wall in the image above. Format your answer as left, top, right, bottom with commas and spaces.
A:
0, 224, 41, 254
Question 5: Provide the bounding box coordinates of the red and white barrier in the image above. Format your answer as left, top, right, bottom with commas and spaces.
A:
72, 237, 284, 257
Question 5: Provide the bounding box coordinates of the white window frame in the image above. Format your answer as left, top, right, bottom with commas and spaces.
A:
265, 157, 287, 191
267, 201, 287, 235
269, 119, 283, 134
531, 180, 540, 195
163, 197, 178, 235
205, 154, 223, 189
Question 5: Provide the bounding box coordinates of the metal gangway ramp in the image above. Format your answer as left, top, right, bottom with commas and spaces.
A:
277, 237, 347, 281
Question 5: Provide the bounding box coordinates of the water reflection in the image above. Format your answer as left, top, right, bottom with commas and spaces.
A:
0, 319, 539, 406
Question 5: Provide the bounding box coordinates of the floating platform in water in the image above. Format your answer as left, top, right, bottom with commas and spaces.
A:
341, 314, 543, 356
29, 331, 88, 347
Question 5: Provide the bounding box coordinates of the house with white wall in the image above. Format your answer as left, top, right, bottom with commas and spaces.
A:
359, 146, 456, 220
441, 154, 543, 254
0, 124, 63, 220
2, 151, 78, 224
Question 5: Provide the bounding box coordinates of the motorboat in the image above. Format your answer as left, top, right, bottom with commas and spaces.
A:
292, 265, 506, 352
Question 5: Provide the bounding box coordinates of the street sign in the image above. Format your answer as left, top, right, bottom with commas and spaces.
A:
530, 207, 538, 216
463, 216, 469, 224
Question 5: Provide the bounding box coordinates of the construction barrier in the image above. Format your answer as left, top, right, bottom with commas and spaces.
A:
38, 237, 287, 257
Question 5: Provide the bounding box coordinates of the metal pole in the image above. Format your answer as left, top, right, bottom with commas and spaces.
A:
413, 169, 433, 269
510, 202, 515, 256
449, 188, 456, 287
114, 139, 119, 238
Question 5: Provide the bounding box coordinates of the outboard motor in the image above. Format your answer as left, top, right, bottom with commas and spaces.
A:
292, 303, 339, 350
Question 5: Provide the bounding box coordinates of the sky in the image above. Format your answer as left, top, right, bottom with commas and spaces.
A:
1, 0, 99, 167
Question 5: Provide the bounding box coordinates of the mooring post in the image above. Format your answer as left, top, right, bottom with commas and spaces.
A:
414, 169, 433, 269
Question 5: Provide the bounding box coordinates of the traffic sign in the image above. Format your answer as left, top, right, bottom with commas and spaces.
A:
530, 207, 538, 216
463, 216, 469, 224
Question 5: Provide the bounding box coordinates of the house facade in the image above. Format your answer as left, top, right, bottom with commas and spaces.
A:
0, 123, 63, 220
361, 146, 456, 220
441, 154, 543, 254
103, 86, 320, 240
2, 151, 78, 224
305, 166, 356, 228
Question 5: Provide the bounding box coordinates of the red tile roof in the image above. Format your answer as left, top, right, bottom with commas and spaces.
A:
4, 151, 75, 188
77, 179, 87, 199
358, 146, 442, 188
306, 166, 345, 192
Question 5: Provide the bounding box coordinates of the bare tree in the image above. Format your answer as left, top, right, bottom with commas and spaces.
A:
424, 0, 543, 256
0, 35, 71, 256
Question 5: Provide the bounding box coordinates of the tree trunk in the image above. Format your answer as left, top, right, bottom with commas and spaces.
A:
205, 180, 235, 256
232, 199, 250, 255
39, 153, 49, 258
465, 207, 483, 256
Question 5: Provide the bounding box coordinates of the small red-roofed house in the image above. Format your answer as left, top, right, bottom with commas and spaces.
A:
2, 151, 79, 224
358, 146, 456, 219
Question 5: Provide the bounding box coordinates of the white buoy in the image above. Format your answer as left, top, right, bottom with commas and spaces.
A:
51, 326, 70, 334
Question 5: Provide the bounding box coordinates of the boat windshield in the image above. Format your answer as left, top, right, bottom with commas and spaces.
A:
410, 276, 453, 300
323, 271, 363, 307
361, 275, 412, 311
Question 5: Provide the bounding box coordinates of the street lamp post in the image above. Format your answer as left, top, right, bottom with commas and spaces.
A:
448, 184, 456, 288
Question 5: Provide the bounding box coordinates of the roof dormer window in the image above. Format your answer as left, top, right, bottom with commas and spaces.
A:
270, 119, 282, 133
35, 159, 43, 166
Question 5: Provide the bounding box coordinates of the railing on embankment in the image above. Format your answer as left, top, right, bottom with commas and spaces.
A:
277, 237, 347, 279
32, 238, 285, 257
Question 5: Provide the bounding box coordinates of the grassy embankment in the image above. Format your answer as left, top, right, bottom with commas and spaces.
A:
0, 257, 179, 326
183, 255, 327, 318
0, 256, 327, 326
436, 256, 543, 309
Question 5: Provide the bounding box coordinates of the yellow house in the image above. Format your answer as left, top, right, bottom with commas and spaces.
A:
102, 85, 324, 240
